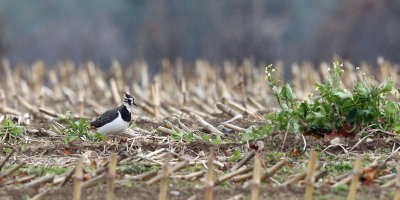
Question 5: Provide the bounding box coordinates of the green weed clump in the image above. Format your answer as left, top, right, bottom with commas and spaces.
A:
0, 115, 24, 144
265, 62, 400, 137
59, 111, 105, 142
171, 130, 196, 142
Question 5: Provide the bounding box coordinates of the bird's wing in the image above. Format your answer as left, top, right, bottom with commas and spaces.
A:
90, 108, 119, 128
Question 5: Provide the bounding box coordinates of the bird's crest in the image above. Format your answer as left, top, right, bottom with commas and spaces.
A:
123, 92, 137, 106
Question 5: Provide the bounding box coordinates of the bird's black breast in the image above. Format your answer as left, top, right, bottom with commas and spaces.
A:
119, 105, 131, 122
90, 108, 119, 128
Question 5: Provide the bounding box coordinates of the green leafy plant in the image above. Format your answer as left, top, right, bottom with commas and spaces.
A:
241, 123, 272, 142
211, 134, 222, 144
171, 130, 196, 142
198, 133, 225, 144
59, 111, 105, 142
201, 135, 211, 141
0, 115, 24, 144
265, 62, 400, 137
229, 149, 241, 161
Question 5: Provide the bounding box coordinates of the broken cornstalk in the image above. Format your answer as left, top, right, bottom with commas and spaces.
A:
251, 152, 261, 200
205, 148, 214, 200
73, 159, 83, 200
159, 160, 169, 200
304, 150, 317, 200
106, 153, 118, 200
347, 157, 362, 200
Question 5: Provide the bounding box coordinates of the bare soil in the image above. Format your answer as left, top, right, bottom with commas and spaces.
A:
1, 105, 400, 200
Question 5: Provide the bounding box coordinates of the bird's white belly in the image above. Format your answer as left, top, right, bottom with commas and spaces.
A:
97, 113, 129, 135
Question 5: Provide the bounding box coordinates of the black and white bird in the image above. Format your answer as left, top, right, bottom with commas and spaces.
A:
90, 92, 137, 135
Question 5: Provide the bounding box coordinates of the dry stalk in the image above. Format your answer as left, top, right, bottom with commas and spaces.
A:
214, 166, 252, 186
240, 78, 246, 108
151, 83, 160, 118
222, 104, 245, 119
182, 107, 216, 120
39, 88, 45, 108
227, 194, 245, 200
137, 101, 157, 116
39, 107, 64, 118
24, 175, 55, 190
85, 98, 106, 115
30, 187, 51, 200
261, 159, 288, 181
163, 120, 186, 134
332, 175, 356, 188
144, 148, 167, 158
59, 167, 76, 188
376, 173, 396, 182
106, 153, 118, 200
304, 150, 317, 200
247, 96, 265, 111
137, 155, 163, 165
16, 95, 34, 111
0, 148, 16, 171
78, 91, 84, 117
231, 150, 255, 172
0, 104, 21, 115
204, 148, 214, 200
17, 95, 51, 120
231, 172, 252, 183
172, 117, 192, 133
192, 96, 214, 113
132, 126, 153, 135
0, 162, 26, 178
157, 126, 174, 135
73, 159, 83, 200
130, 170, 158, 181
168, 106, 186, 116
5, 174, 38, 185
193, 113, 223, 136
216, 102, 241, 118
213, 160, 225, 168
394, 165, 400, 200
184, 171, 205, 180
251, 152, 261, 200
2, 59, 15, 94
314, 170, 328, 182
347, 157, 362, 200
62, 87, 77, 105
280, 163, 322, 187
223, 123, 245, 133
332, 172, 350, 183
382, 178, 396, 188
110, 78, 121, 104
146, 161, 189, 185
159, 160, 169, 200
332, 160, 379, 188
81, 173, 106, 189
180, 79, 188, 106
280, 119, 292, 151
227, 100, 255, 115
86, 153, 126, 183
0, 89, 6, 109
48, 69, 61, 96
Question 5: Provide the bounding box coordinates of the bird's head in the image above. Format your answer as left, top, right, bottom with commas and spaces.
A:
123, 92, 138, 108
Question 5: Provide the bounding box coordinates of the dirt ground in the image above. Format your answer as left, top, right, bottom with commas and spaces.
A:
1, 182, 394, 200
1, 110, 400, 200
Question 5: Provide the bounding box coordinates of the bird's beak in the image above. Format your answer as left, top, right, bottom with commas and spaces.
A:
133, 102, 138, 107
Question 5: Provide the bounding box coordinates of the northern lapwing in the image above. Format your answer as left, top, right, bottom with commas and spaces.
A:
90, 92, 137, 135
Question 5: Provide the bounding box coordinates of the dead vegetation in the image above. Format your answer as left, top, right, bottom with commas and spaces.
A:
1, 58, 400, 199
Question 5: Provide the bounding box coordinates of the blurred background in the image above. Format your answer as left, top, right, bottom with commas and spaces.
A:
0, 0, 399, 69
